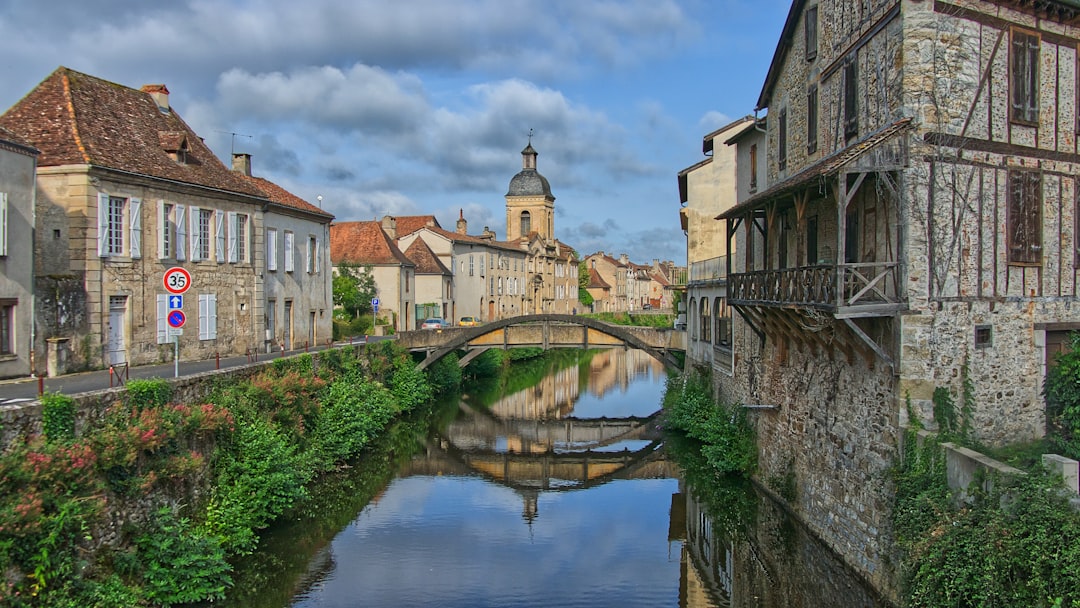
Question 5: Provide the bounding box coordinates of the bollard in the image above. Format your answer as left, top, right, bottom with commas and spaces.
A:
304, 340, 309, 353
108, 366, 114, 388
37, 374, 44, 397
216, 351, 220, 370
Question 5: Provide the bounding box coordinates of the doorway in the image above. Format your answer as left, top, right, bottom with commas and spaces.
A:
283, 300, 293, 350
107, 295, 127, 365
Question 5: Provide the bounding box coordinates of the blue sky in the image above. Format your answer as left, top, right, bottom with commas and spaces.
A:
0, 0, 789, 264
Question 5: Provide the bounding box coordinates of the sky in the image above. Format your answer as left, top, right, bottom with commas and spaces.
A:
0, 0, 790, 265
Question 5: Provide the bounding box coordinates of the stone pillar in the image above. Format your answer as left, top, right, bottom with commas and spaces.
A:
46, 337, 70, 377
1042, 454, 1080, 495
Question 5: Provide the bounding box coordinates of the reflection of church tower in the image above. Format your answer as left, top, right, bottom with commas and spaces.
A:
505, 138, 555, 241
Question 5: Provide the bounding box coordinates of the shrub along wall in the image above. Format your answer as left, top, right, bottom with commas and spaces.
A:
0, 342, 453, 607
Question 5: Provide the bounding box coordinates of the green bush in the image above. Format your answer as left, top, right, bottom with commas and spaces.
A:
134, 507, 231, 606
426, 353, 462, 395
464, 349, 508, 378
663, 369, 756, 475
1045, 332, 1080, 459
41, 392, 76, 443
125, 379, 172, 410
311, 377, 398, 468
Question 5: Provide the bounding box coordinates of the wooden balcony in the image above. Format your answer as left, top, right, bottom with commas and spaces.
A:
728, 262, 903, 318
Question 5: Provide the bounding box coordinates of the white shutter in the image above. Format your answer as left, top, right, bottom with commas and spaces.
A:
129, 198, 142, 259
97, 193, 109, 257
157, 200, 167, 258
209, 295, 218, 339
175, 205, 187, 261
267, 228, 278, 271
215, 210, 225, 263
189, 206, 201, 261
156, 294, 168, 344
0, 192, 8, 256
198, 294, 208, 340
315, 238, 321, 274
227, 212, 238, 262
284, 231, 294, 272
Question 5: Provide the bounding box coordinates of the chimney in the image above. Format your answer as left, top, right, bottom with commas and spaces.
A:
619, 253, 629, 266
456, 209, 468, 235
381, 215, 397, 239
141, 84, 170, 112
232, 153, 252, 177
480, 226, 495, 240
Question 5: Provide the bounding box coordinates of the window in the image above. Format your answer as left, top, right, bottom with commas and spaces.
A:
230, 213, 248, 263
267, 228, 278, 271
489, 277, 494, 296
777, 109, 788, 171
307, 236, 317, 273
197, 208, 212, 261
158, 201, 174, 259
1011, 28, 1040, 125
498, 277, 503, 295
284, 231, 295, 272
699, 297, 711, 342
805, 5, 818, 61
1007, 170, 1042, 264
0, 300, 13, 355
807, 216, 819, 264
975, 325, 993, 349
844, 58, 859, 140
749, 144, 758, 192
469, 255, 475, 276
198, 294, 218, 340
0, 192, 7, 257
520, 211, 531, 235
807, 85, 818, 154
97, 194, 125, 256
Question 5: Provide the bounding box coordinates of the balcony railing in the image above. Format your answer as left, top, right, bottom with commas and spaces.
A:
728, 262, 900, 312
689, 256, 727, 283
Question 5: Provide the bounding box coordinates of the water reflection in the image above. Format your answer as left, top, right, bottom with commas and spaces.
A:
218, 348, 889, 608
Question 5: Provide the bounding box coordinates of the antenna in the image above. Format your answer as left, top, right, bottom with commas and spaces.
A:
215, 130, 253, 156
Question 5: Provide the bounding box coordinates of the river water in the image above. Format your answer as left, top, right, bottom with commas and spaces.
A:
217, 349, 891, 608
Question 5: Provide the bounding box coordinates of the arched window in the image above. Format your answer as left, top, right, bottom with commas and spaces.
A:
700, 297, 711, 342
520, 211, 531, 235
688, 297, 697, 336
713, 298, 725, 345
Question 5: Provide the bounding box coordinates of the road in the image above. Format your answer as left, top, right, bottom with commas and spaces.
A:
0, 336, 390, 406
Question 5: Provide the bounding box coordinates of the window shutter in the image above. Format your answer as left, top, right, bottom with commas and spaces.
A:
267, 228, 278, 271
97, 193, 109, 257
1011, 30, 1040, 124
315, 238, 321, 273
215, 210, 225, 263
284, 231, 295, 272
189, 205, 201, 261
198, 294, 210, 340
227, 212, 238, 262
0, 192, 7, 256
129, 198, 142, 259
175, 205, 187, 261
157, 200, 167, 258
156, 294, 168, 344
844, 59, 858, 139
208, 295, 218, 339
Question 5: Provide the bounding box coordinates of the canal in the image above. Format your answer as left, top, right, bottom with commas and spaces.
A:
217, 348, 890, 607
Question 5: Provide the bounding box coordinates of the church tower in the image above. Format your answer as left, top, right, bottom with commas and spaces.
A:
505, 139, 555, 242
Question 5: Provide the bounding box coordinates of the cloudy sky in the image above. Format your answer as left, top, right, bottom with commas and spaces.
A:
0, 0, 788, 264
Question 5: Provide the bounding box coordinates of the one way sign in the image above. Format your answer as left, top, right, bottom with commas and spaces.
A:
168, 295, 183, 309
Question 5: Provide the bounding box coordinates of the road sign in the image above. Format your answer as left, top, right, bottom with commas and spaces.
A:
168, 295, 183, 309
163, 267, 192, 295
372, 297, 379, 313
167, 310, 186, 328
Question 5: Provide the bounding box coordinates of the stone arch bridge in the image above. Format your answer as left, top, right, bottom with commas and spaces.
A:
395, 314, 685, 371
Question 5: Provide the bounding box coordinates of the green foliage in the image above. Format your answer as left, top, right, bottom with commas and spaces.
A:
464, 349, 509, 378
426, 352, 462, 395
134, 507, 231, 606
311, 377, 398, 469
41, 392, 76, 443
125, 378, 172, 410
388, 355, 433, 412
892, 432, 1080, 607
272, 353, 314, 376
333, 261, 377, 320
1045, 332, 1080, 459
508, 347, 544, 360
931, 386, 957, 437
663, 369, 756, 475
583, 311, 675, 328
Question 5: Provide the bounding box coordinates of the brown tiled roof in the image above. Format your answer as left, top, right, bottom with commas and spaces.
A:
718, 117, 912, 220
403, 237, 451, 275
650, 270, 671, 287
243, 175, 334, 221
588, 267, 611, 289
0, 67, 266, 198
414, 223, 526, 253
395, 215, 442, 236
330, 221, 413, 266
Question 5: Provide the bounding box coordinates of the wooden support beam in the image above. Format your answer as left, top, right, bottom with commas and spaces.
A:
841, 318, 894, 368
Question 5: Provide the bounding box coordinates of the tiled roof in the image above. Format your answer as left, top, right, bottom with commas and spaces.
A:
330, 221, 413, 266
0, 67, 266, 199
650, 270, 672, 287
403, 237, 451, 275
414, 224, 526, 253
718, 117, 912, 220
588, 268, 611, 289
243, 175, 334, 221
395, 215, 442, 236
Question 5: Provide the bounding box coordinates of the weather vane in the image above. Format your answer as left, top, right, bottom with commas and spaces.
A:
527, 128, 534, 144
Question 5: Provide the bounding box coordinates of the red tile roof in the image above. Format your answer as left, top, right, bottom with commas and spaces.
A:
403, 237, 451, 275
0, 67, 266, 199
243, 175, 334, 221
588, 267, 612, 289
395, 215, 442, 236
330, 221, 413, 266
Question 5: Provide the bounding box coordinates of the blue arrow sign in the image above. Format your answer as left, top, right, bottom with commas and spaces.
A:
168, 295, 183, 309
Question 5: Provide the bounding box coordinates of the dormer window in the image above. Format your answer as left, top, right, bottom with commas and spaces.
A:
159, 131, 189, 165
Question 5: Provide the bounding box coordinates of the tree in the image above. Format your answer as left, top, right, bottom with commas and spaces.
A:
333, 262, 377, 319
577, 260, 593, 307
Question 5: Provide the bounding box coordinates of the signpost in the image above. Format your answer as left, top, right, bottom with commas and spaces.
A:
163, 268, 191, 376
371, 298, 379, 336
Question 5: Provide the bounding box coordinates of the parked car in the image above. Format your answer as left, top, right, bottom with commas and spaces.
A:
458, 316, 481, 327
421, 318, 450, 329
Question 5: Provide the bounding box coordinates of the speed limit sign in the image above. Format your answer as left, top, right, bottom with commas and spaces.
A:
163, 267, 192, 295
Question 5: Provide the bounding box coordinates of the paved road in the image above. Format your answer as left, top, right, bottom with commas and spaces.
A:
0, 337, 388, 405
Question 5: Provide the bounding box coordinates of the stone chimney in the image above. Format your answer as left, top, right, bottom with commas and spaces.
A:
381, 215, 397, 239
619, 253, 629, 266
480, 226, 495, 240
456, 209, 468, 235
141, 84, 170, 112
232, 153, 252, 177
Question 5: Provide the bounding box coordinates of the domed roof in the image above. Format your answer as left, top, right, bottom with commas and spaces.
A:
507, 169, 552, 197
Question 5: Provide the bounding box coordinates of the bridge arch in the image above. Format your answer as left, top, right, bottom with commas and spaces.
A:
399, 314, 683, 371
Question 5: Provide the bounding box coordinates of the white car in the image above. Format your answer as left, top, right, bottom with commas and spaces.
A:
421, 318, 449, 329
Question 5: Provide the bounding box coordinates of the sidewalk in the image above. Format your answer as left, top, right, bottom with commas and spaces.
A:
0, 337, 382, 405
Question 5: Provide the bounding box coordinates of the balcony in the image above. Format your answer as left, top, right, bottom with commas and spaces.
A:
688, 256, 727, 283
728, 261, 902, 317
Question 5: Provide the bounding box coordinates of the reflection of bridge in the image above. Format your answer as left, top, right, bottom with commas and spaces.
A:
395, 314, 684, 370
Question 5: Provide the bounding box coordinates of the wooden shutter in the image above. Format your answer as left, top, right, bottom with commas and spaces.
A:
129, 198, 142, 259
157, 200, 167, 258
175, 205, 187, 261
156, 294, 168, 344
227, 212, 238, 263
1011, 29, 1040, 125
0, 192, 7, 256
189, 206, 201, 261
215, 210, 225, 263
1008, 170, 1042, 264
844, 58, 858, 139
267, 228, 278, 271
97, 192, 109, 257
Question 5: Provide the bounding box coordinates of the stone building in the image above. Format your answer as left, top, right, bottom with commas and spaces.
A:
0, 127, 38, 379
0, 68, 273, 370
329, 219, 415, 331
705, 0, 1080, 598
231, 154, 334, 352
